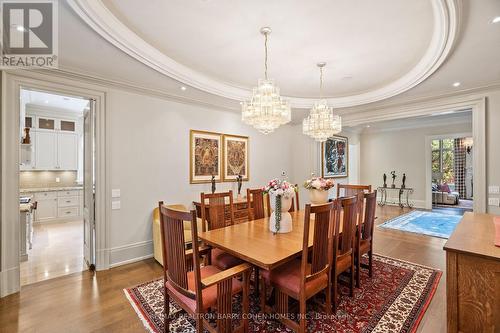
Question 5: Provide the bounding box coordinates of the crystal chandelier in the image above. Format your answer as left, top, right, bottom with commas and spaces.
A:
302, 63, 342, 142
242, 27, 291, 134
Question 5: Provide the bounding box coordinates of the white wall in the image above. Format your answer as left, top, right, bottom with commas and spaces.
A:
360, 122, 472, 207
107, 89, 295, 265
290, 124, 360, 205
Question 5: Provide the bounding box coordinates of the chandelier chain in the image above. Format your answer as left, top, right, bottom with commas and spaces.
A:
319, 66, 323, 98
264, 33, 268, 80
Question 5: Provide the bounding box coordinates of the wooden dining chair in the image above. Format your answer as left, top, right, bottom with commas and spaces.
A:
356, 190, 377, 287
336, 184, 372, 198
332, 195, 359, 312
261, 202, 335, 333
246, 188, 270, 220
288, 184, 300, 212
200, 191, 243, 270
159, 203, 251, 333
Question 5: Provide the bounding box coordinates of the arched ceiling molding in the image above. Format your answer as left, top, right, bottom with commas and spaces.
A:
67, 0, 459, 109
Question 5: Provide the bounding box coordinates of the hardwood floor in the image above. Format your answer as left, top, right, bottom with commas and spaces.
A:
0, 205, 447, 332
20, 220, 86, 286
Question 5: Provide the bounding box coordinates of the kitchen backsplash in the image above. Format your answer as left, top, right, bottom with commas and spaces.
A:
20, 171, 80, 189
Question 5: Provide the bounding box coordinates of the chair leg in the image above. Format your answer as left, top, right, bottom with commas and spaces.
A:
332, 274, 338, 313
164, 288, 170, 333
260, 274, 267, 312
243, 271, 250, 333
254, 267, 260, 295
325, 283, 332, 315
368, 250, 373, 278
350, 257, 355, 297
299, 297, 307, 333
196, 318, 203, 333
356, 249, 361, 288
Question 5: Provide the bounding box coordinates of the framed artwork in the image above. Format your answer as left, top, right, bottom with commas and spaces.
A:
223, 134, 249, 182
190, 130, 222, 184
322, 135, 348, 178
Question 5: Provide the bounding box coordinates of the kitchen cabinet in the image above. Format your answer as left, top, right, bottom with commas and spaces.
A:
34, 192, 58, 222
35, 131, 57, 170
33, 131, 78, 170
57, 132, 78, 170
32, 189, 82, 223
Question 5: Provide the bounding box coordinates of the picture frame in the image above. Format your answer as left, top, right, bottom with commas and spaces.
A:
321, 135, 348, 178
189, 130, 222, 184
223, 134, 249, 182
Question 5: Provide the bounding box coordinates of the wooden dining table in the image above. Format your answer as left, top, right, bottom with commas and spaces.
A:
198, 210, 321, 271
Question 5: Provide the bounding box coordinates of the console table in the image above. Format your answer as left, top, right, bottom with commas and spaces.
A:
377, 186, 414, 208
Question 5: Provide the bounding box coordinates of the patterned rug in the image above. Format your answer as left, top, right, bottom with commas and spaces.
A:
379, 210, 462, 238
124, 254, 441, 333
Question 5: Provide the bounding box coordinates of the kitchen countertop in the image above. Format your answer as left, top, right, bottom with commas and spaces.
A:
20, 186, 83, 194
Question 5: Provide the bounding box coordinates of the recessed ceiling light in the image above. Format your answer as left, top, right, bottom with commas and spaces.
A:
239, 101, 243, 105
180, 86, 187, 91
492, 16, 500, 24
365, 125, 371, 128
16, 25, 25, 32
44, 100, 49, 103
452, 82, 461, 87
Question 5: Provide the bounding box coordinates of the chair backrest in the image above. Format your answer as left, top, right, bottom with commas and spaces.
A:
301, 202, 336, 286
247, 188, 270, 220
158, 202, 201, 302
337, 195, 359, 257
288, 184, 300, 212
337, 184, 372, 198
200, 191, 234, 231
362, 190, 377, 241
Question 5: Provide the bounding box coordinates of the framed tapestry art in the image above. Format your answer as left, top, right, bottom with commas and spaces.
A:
223, 134, 249, 181
322, 135, 348, 178
190, 130, 222, 184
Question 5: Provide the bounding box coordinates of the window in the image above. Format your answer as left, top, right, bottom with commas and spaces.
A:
432, 139, 455, 184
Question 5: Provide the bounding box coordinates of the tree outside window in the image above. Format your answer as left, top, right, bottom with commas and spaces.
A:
432, 139, 455, 184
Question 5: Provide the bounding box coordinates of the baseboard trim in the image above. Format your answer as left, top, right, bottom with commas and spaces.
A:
109, 240, 153, 268
109, 254, 154, 268
0, 266, 20, 298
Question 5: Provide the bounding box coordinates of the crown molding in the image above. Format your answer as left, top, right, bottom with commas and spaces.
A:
14, 67, 239, 114
66, 0, 459, 108
359, 113, 471, 134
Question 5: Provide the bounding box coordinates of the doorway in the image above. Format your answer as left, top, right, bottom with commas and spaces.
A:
18, 88, 95, 285
430, 136, 474, 215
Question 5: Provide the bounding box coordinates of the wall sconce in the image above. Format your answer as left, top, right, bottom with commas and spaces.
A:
464, 137, 473, 154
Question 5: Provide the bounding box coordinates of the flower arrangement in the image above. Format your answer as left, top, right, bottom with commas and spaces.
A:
263, 179, 297, 198
303, 177, 334, 191
263, 179, 297, 234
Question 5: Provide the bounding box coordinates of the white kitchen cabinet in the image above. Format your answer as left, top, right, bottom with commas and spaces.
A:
58, 132, 78, 170
35, 131, 57, 170
35, 197, 58, 222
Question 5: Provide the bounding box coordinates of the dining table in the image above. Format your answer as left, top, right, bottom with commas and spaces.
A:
198, 209, 343, 271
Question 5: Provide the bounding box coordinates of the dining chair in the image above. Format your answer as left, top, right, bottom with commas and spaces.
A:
159, 203, 251, 333
246, 188, 271, 220
356, 190, 377, 287
332, 195, 359, 312
261, 202, 335, 333
200, 191, 243, 270
336, 184, 372, 198
288, 184, 300, 212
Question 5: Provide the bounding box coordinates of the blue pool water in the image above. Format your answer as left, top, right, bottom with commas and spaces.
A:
379, 210, 462, 239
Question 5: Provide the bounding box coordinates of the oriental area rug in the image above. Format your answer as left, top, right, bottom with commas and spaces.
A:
124, 254, 441, 333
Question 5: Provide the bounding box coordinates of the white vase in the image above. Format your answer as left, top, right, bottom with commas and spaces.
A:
309, 189, 329, 205
269, 193, 293, 233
